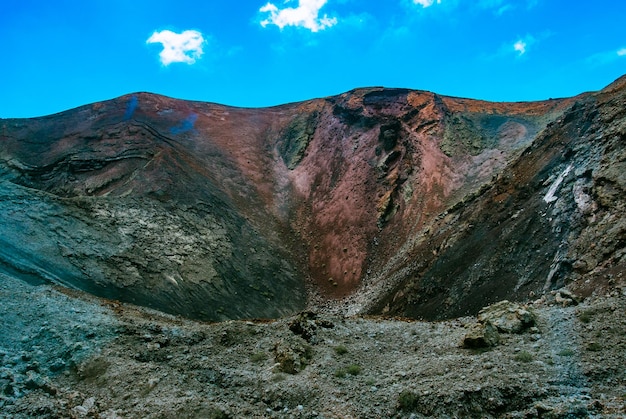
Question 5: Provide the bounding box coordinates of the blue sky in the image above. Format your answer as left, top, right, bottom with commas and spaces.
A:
1, 0, 625, 118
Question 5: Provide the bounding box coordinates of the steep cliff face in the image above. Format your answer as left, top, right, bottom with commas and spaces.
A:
372, 76, 626, 319
1, 78, 623, 321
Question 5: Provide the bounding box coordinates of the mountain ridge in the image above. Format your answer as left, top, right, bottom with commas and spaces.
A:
1, 77, 624, 321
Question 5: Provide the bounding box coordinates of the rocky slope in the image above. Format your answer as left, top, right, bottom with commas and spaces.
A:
4, 76, 623, 322
1, 271, 625, 418
373, 76, 626, 320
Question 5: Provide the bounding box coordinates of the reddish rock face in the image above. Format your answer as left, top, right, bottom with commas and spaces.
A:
1, 77, 624, 321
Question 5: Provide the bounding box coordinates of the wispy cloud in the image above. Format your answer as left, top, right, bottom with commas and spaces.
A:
495, 4, 513, 15
413, 0, 441, 7
260, 0, 337, 32
408, 0, 535, 15
526, 0, 539, 9
147, 30, 205, 66
476, 0, 537, 14
514, 39, 527, 56
478, 0, 504, 8
587, 46, 626, 66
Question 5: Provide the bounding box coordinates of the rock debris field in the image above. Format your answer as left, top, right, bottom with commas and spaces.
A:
1, 273, 625, 418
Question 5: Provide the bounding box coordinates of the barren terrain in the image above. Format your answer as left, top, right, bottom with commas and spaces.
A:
1, 76, 625, 417
1, 272, 625, 418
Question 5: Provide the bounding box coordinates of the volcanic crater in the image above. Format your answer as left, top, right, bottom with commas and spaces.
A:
1, 76, 625, 322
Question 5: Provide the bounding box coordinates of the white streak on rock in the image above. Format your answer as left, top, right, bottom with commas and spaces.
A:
543, 165, 572, 203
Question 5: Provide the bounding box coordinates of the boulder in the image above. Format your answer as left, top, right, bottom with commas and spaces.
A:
462, 321, 500, 348
555, 288, 580, 306
477, 300, 535, 334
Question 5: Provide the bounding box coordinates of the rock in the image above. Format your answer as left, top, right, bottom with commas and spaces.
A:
23, 370, 57, 395
24, 371, 46, 390
288, 311, 335, 343
272, 339, 313, 374
49, 358, 66, 372
72, 397, 96, 417
572, 259, 589, 272
278, 110, 319, 170
82, 397, 96, 410
73, 405, 89, 416
2, 380, 15, 397
288, 312, 318, 343
462, 321, 500, 348
99, 410, 124, 419
535, 402, 554, 415
147, 377, 160, 389
555, 288, 580, 306
477, 301, 535, 334
379, 120, 401, 151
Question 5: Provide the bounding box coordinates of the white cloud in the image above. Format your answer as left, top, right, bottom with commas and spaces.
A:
413, 0, 441, 7
514, 39, 527, 56
512, 34, 538, 57
260, 0, 337, 32
618, 48, 626, 56
147, 30, 205, 66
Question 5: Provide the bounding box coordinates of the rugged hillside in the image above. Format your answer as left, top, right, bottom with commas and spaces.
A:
372, 76, 626, 319
1, 77, 624, 322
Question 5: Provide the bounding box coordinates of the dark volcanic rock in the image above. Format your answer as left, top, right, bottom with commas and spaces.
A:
1, 76, 625, 321
374, 76, 626, 319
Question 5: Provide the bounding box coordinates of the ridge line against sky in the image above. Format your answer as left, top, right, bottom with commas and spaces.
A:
1, 0, 625, 118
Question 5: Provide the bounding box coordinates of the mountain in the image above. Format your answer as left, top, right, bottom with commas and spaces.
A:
1, 76, 624, 322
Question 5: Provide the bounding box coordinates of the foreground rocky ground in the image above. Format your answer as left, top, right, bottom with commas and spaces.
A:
1, 273, 624, 418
